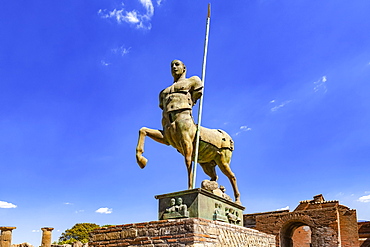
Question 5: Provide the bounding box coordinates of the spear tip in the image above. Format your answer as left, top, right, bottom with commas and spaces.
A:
207, 3, 211, 18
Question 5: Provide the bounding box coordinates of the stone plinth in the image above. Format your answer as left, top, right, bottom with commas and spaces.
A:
155, 188, 245, 226
89, 218, 275, 247
40, 227, 54, 247
0, 227, 16, 247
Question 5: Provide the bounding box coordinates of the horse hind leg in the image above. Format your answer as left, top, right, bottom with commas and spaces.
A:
200, 161, 218, 181
215, 150, 241, 204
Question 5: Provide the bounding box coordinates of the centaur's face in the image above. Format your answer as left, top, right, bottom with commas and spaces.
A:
171, 60, 186, 78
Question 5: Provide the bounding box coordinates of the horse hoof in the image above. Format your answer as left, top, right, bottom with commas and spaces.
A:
137, 156, 148, 169
235, 199, 242, 205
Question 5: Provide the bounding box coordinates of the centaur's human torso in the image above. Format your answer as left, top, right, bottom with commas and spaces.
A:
159, 76, 233, 160
159, 76, 203, 154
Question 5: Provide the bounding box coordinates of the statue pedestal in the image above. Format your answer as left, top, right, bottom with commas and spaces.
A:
155, 188, 245, 226
89, 189, 275, 246
89, 218, 276, 247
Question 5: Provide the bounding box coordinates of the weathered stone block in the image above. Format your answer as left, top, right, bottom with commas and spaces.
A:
155, 189, 245, 226
89, 218, 275, 247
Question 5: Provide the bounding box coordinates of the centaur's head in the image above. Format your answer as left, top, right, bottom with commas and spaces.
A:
171, 60, 186, 81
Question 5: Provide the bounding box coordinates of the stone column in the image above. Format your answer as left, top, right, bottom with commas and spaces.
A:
0, 227, 16, 247
40, 227, 54, 247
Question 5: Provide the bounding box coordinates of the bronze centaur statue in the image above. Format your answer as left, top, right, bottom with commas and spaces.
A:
136, 60, 240, 204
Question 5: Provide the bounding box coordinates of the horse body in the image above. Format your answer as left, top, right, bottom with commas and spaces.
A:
136, 118, 241, 204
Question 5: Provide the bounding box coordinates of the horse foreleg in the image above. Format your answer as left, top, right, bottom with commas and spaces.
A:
136, 127, 168, 169
180, 140, 194, 189
186, 156, 193, 190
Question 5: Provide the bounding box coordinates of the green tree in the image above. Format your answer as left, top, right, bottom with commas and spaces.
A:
58, 223, 100, 244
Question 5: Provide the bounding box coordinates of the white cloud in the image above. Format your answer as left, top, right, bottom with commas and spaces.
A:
313, 76, 328, 93
140, 0, 154, 17
270, 100, 275, 103
358, 195, 370, 203
101, 60, 110, 66
32, 230, 40, 233
75, 210, 85, 213
156, 0, 163, 5
98, 0, 155, 29
271, 100, 292, 112
96, 207, 113, 214
0, 201, 17, 208
64, 202, 73, 205
276, 206, 289, 211
112, 46, 131, 56
235, 125, 252, 136
240, 125, 252, 131
125, 10, 140, 23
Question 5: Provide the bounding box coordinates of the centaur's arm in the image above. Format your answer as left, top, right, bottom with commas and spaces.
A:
189, 76, 203, 106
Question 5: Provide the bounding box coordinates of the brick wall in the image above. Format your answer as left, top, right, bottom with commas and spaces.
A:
359, 221, 370, 247
89, 218, 276, 247
338, 206, 359, 247
243, 195, 360, 247
291, 225, 311, 247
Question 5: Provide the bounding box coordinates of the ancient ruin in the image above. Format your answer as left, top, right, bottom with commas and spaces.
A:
359, 221, 370, 246
244, 194, 362, 247
40, 228, 54, 247
0, 227, 16, 247
2, 198, 369, 247
89, 218, 276, 247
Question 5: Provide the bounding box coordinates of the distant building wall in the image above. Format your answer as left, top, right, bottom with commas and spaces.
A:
292, 225, 311, 246
244, 194, 360, 247
359, 221, 370, 247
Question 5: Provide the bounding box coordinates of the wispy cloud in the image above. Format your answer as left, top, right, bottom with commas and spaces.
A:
0, 201, 17, 208
358, 195, 370, 203
271, 100, 292, 112
96, 207, 113, 214
314, 76, 328, 93
75, 210, 85, 213
112, 46, 131, 56
100, 45, 131, 66
276, 206, 289, 211
64, 202, 73, 205
32, 230, 40, 233
98, 0, 155, 29
235, 125, 252, 136
101, 60, 110, 66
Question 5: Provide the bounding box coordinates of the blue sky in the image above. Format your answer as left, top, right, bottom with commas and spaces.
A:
1, 0, 370, 245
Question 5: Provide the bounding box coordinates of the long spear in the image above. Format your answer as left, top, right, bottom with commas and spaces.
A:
192, 4, 211, 189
